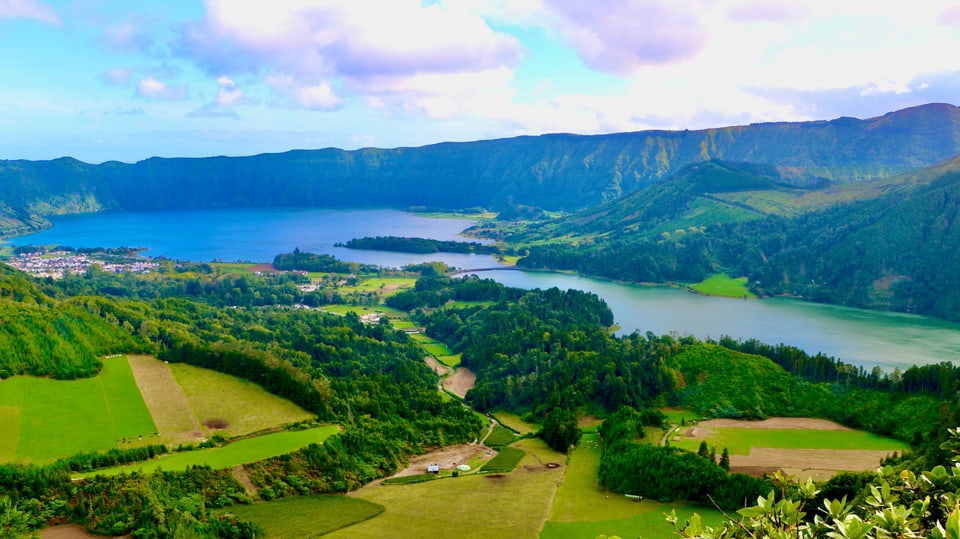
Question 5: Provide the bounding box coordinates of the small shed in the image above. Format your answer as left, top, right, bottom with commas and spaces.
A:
427, 464, 440, 473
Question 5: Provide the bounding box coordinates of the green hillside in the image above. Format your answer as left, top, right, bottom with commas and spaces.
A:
2, 103, 960, 237
515, 154, 960, 320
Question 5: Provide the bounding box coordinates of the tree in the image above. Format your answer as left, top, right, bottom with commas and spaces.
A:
540, 409, 581, 453
0, 496, 30, 539
719, 447, 730, 471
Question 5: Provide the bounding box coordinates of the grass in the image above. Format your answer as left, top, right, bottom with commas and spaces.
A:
409, 334, 461, 366
0, 356, 158, 463
127, 355, 206, 447
543, 433, 725, 539
661, 408, 702, 426
688, 273, 756, 299
218, 495, 384, 538
484, 424, 518, 446
672, 426, 909, 455
493, 411, 539, 435
75, 425, 340, 478
325, 439, 566, 539
480, 446, 525, 474
382, 474, 439, 485
168, 362, 315, 438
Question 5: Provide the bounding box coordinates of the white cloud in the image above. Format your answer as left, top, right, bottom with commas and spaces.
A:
136, 77, 187, 100
215, 76, 244, 107
0, 0, 59, 25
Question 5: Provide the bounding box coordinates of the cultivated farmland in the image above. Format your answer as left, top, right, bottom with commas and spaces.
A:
218, 495, 385, 538
676, 417, 908, 481
0, 355, 157, 463
75, 425, 340, 478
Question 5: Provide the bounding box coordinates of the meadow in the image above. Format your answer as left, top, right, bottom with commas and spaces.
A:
0, 355, 157, 463
410, 333, 461, 367
492, 411, 539, 435
218, 496, 385, 538
128, 355, 315, 446
168, 362, 315, 438
688, 273, 755, 298
75, 425, 340, 478
672, 422, 909, 455
326, 437, 565, 539
542, 433, 725, 539
483, 424, 519, 446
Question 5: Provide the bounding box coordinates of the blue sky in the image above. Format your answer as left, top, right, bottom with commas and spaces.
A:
2, 0, 959, 163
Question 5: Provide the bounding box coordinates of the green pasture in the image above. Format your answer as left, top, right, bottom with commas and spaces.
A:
76, 425, 340, 478
327, 438, 566, 539
480, 446, 525, 474
350, 277, 416, 293
208, 263, 257, 275
484, 424, 519, 446
543, 433, 724, 539
493, 411, 539, 435
688, 274, 755, 299
219, 495, 384, 539
410, 334, 461, 366
0, 356, 157, 463
661, 408, 702, 426
168, 362, 314, 438
672, 426, 909, 455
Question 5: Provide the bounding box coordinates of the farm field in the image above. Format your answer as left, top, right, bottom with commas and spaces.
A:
327, 437, 565, 539
676, 417, 909, 481
542, 433, 724, 539
217, 495, 384, 538
688, 273, 755, 298
129, 355, 316, 445
493, 411, 539, 435
0, 356, 157, 463
168, 362, 315, 438
75, 425, 340, 478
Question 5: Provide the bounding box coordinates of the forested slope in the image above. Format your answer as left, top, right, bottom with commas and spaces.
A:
2, 103, 960, 236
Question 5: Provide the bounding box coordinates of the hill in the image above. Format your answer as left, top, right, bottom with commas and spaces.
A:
2, 103, 960, 237
516, 154, 960, 320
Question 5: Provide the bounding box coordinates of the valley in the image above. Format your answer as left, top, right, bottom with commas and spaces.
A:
3, 104, 960, 538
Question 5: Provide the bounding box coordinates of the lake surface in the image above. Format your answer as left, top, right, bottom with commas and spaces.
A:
15, 208, 495, 269
13, 208, 960, 371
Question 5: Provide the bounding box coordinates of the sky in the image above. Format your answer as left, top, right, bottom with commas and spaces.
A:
1, 0, 959, 164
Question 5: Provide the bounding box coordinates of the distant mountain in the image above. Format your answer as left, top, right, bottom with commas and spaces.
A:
2, 103, 960, 237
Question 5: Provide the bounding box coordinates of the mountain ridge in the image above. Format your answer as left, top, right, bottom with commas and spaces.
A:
2, 103, 959, 237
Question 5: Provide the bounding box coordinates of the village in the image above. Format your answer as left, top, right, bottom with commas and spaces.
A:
4, 250, 159, 279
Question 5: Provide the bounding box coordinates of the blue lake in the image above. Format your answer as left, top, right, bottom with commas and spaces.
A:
12, 207, 960, 371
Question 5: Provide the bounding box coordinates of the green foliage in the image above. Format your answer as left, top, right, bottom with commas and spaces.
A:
598, 407, 770, 511
668, 343, 945, 444
540, 408, 582, 453
480, 447, 525, 474
340, 236, 500, 255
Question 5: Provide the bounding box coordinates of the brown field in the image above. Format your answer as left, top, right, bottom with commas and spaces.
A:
697, 417, 853, 430
444, 367, 476, 398
684, 417, 893, 482
729, 448, 894, 482
390, 443, 493, 478
423, 356, 450, 377
127, 355, 205, 446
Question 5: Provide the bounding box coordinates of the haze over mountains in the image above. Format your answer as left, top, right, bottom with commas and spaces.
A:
2, 103, 960, 238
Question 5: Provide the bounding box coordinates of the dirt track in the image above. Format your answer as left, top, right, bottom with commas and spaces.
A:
40, 526, 122, 539
391, 444, 492, 477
